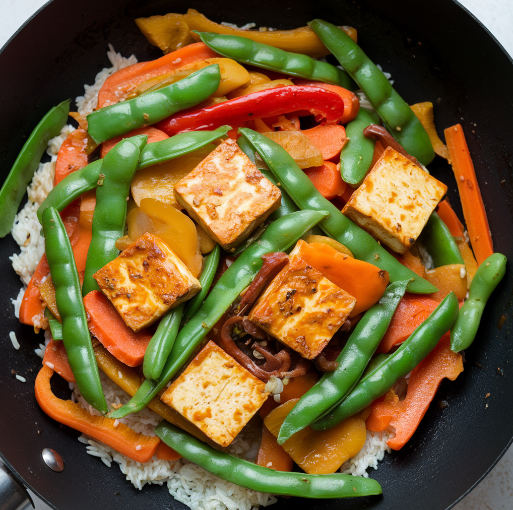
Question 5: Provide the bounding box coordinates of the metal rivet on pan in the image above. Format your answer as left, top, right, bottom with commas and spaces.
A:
41, 448, 64, 472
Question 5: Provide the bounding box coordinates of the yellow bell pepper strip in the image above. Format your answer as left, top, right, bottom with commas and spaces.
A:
0, 99, 69, 237
183, 8, 357, 58
410, 102, 450, 160
35, 365, 160, 463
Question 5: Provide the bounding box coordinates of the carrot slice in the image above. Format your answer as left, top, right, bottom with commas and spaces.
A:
444, 124, 493, 265
302, 124, 347, 160
296, 240, 389, 317
436, 200, 464, 238
304, 161, 346, 200
368, 334, 463, 450
256, 425, 294, 471
83, 291, 152, 367
101, 126, 169, 158
294, 80, 359, 124
42, 339, 75, 383
54, 128, 90, 185
395, 250, 426, 278
377, 293, 439, 353
155, 441, 181, 461
97, 42, 218, 108
35, 365, 160, 463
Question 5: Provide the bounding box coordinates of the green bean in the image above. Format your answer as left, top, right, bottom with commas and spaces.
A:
420, 212, 464, 267
42, 207, 107, 414
0, 100, 69, 237
87, 65, 221, 144
45, 308, 62, 341
313, 292, 459, 430
155, 422, 382, 498
82, 135, 147, 295
451, 253, 507, 352
197, 32, 357, 91
37, 127, 231, 224
278, 279, 409, 443
109, 209, 329, 419
238, 127, 438, 294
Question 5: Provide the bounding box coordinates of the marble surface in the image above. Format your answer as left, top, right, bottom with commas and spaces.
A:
0, 1, 512, 510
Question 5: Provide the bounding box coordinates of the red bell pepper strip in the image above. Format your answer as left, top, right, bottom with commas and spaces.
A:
366, 333, 463, 450
155, 86, 345, 136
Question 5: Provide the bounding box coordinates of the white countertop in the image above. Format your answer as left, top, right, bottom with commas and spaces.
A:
1, 1, 512, 509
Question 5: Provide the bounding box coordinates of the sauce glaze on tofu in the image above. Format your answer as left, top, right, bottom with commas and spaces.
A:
93, 232, 201, 332
173, 139, 281, 251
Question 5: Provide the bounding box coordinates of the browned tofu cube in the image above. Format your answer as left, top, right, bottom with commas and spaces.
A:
173, 139, 281, 251
342, 147, 447, 254
248, 253, 356, 359
161, 341, 269, 447
93, 232, 200, 332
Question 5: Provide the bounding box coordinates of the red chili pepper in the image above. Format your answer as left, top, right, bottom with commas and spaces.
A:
155, 86, 345, 136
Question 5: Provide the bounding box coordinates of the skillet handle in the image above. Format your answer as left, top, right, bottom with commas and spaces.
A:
0, 464, 33, 510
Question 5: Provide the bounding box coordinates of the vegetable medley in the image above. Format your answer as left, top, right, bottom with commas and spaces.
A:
4, 8, 508, 504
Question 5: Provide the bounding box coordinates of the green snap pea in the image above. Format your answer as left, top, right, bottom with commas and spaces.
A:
339, 108, 381, 186
45, 308, 62, 341
278, 279, 409, 444
182, 244, 221, 325
87, 65, 221, 144
238, 127, 437, 294
109, 209, 329, 419
451, 253, 507, 352
38, 126, 230, 224
420, 212, 464, 267
155, 422, 382, 498
82, 135, 147, 295
197, 31, 357, 91
0, 100, 69, 237
42, 207, 107, 414
310, 19, 435, 166
312, 292, 459, 431
143, 304, 184, 382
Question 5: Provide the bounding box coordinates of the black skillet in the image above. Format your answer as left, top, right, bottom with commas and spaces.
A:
1, 0, 512, 509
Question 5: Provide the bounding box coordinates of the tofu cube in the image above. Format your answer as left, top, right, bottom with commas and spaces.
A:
248, 252, 356, 359
93, 232, 201, 332
161, 341, 269, 447
173, 139, 281, 251
342, 147, 447, 254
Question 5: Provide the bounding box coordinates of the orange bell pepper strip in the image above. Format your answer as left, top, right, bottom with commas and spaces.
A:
83, 291, 152, 367
395, 250, 426, 279
35, 365, 160, 463
100, 126, 169, 158
97, 42, 218, 108
54, 128, 90, 185
42, 339, 75, 383
445, 124, 493, 265
377, 293, 439, 353
295, 239, 389, 317
366, 334, 463, 450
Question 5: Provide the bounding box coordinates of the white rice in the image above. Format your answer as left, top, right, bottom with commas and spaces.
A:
9, 331, 20, 350
8, 44, 390, 510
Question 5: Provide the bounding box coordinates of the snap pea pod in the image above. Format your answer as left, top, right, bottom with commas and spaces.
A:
451, 253, 507, 352
155, 421, 382, 498
143, 304, 184, 381
109, 209, 329, 419
310, 19, 435, 166
238, 128, 437, 294
312, 292, 459, 431
45, 308, 62, 341
82, 135, 147, 295
182, 244, 221, 325
339, 108, 381, 186
0, 100, 69, 237
278, 279, 409, 444
196, 31, 357, 91
42, 207, 108, 414
420, 212, 464, 267
38, 126, 231, 224
87, 65, 221, 144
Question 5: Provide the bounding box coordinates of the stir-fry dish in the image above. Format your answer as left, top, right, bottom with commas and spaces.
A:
4, 9, 507, 509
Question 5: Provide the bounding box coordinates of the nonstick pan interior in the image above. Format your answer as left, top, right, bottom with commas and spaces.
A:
0, 1, 512, 509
